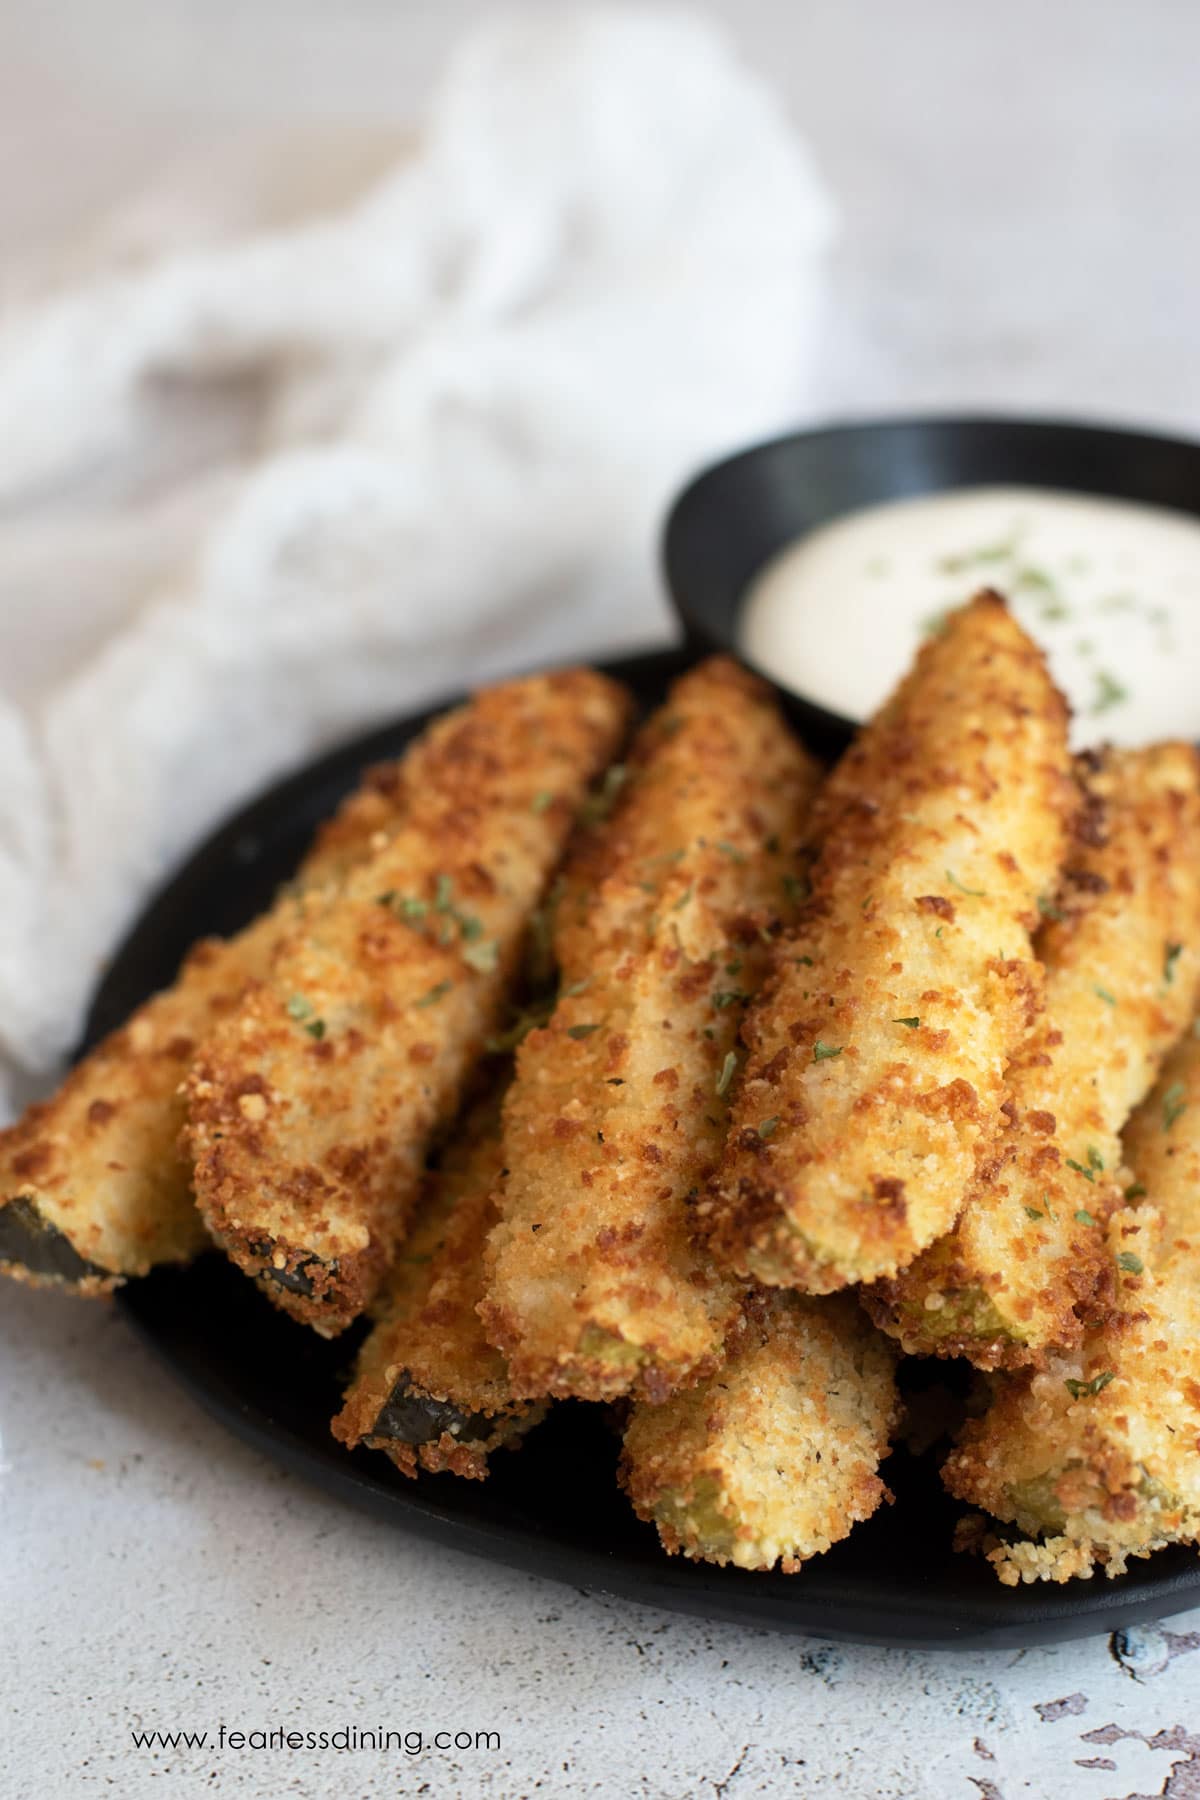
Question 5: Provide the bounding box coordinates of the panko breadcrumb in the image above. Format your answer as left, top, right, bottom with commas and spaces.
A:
702, 594, 1074, 1293
0, 759, 419, 1293
944, 1030, 1200, 1581
481, 658, 822, 1403
869, 743, 1200, 1366
185, 670, 632, 1335
332, 1084, 546, 1480
619, 1290, 898, 1570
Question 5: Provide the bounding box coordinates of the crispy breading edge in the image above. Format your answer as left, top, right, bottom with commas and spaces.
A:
943, 1028, 1200, 1582
618, 1290, 899, 1571
184, 669, 633, 1333
331, 1086, 548, 1480
867, 742, 1200, 1367
0, 757, 421, 1292
700, 593, 1073, 1293
480, 657, 823, 1403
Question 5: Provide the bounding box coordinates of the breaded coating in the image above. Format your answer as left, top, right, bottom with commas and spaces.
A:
0, 759, 414, 1294
619, 1291, 899, 1571
701, 594, 1073, 1293
945, 1030, 1200, 1582
185, 670, 632, 1335
869, 743, 1200, 1367
332, 1086, 547, 1480
481, 659, 823, 1403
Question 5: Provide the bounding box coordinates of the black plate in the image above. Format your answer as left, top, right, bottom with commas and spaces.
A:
104, 646, 1200, 1648
664, 414, 1200, 753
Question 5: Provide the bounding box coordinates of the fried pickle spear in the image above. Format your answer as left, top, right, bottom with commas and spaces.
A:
944, 1031, 1200, 1583
185, 670, 631, 1335
0, 760, 417, 1294
701, 593, 1073, 1293
868, 743, 1200, 1367
480, 658, 823, 1403
332, 1084, 547, 1479
619, 1291, 898, 1571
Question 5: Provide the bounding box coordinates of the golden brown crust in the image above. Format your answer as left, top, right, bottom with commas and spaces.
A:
0, 759, 418, 1291
480, 658, 823, 1402
701, 594, 1074, 1292
331, 1086, 547, 1480
185, 670, 632, 1334
619, 1291, 898, 1570
944, 1030, 1200, 1580
868, 743, 1200, 1366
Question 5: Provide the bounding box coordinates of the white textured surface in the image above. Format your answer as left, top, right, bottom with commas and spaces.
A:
3, 5, 1200, 1798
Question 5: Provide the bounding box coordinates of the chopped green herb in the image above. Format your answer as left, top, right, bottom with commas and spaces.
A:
1037, 894, 1064, 922
1164, 942, 1184, 985
567, 1023, 601, 1040
434, 873, 455, 911
813, 1041, 843, 1063
1025, 1205, 1044, 1221
712, 990, 749, 1011
782, 873, 807, 906
794, 954, 815, 967
716, 1051, 738, 1098
1124, 1183, 1147, 1202
563, 978, 590, 998
1064, 1371, 1115, 1400
1075, 1209, 1096, 1227
945, 869, 985, 897
581, 763, 628, 826
1014, 565, 1055, 592
531, 790, 554, 814
606, 1077, 625, 1086
938, 541, 1014, 573
672, 886, 693, 912
1163, 1082, 1188, 1131
1116, 1251, 1144, 1276
416, 980, 453, 1009
893, 1017, 920, 1029
1087, 1145, 1104, 1172
484, 994, 556, 1054
1093, 984, 1117, 1007
757, 1116, 780, 1139
716, 841, 746, 865
463, 940, 499, 974
1066, 1159, 1095, 1183
725, 959, 744, 977
286, 996, 328, 1039
1091, 669, 1129, 715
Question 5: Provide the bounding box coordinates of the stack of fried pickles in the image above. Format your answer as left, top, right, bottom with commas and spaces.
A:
9, 597, 1200, 1585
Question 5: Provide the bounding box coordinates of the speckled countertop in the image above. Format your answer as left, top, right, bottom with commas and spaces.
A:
3, 4, 1199, 1797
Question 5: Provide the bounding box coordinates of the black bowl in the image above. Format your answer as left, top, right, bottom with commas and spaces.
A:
662, 414, 1200, 754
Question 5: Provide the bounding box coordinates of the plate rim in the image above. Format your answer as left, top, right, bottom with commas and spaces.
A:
91, 644, 1200, 1649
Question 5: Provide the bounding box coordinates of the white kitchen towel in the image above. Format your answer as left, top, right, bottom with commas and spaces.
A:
0, 3, 834, 1117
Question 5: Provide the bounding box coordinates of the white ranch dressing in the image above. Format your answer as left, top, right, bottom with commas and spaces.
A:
739, 486, 1200, 746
